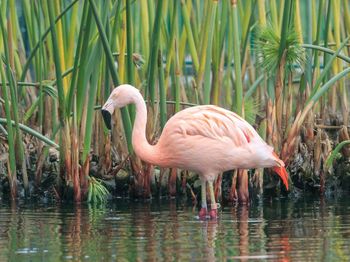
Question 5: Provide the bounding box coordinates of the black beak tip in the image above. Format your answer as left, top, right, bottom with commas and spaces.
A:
101, 109, 112, 130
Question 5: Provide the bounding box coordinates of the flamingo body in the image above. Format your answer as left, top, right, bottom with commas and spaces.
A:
154, 105, 283, 174
102, 85, 288, 218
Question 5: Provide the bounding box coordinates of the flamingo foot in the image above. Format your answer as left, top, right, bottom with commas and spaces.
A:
199, 208, 208, 218
209, 209, 218, 219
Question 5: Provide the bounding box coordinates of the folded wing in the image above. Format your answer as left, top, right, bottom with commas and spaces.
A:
169, 105, 262, 147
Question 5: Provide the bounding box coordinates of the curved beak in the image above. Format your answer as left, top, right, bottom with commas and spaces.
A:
101, 109, 112, 130
270, 152, 288, 190
272, 166, 289, 190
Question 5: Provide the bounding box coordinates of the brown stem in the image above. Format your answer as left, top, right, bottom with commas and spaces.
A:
229, 170, 238, 202
168, 168, 177, 197
214, 173, 222, 202
143, 163, 153, 198
35, 144, 45, 187
7, 159, 17, 199
274, 52, 286, 150
285, 73, 293, 138
266, 98, 274, 146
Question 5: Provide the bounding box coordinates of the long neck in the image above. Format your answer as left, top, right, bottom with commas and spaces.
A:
131, 92, 160, 165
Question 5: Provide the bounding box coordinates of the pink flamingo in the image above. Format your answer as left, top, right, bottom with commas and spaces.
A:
102, 84, 289, 218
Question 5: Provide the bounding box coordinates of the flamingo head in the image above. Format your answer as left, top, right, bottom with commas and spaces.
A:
271, 152, 289, 190
101, 84, 139, 129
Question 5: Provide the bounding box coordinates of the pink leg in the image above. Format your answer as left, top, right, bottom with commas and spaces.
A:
208, 181, 218, 219
237, 169, 249, 204
209, 208, 218, 219
199, 207, 208, 218
199, 180, 207, 218
229, 170, 238, 202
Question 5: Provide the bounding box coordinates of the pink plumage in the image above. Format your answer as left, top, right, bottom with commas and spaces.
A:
102, 84, 289, 219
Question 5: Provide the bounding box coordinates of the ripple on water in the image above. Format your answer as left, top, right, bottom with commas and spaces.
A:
0, 198, 349, 261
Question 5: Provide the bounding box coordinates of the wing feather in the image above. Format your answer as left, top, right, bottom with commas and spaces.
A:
168, 105, 261, 147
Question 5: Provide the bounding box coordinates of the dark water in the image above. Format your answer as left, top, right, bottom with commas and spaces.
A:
0, 197, 349, 261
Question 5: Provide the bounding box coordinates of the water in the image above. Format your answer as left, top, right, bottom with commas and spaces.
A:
0, 197, 349, 261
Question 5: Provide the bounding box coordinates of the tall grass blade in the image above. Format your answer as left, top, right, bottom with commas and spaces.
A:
0, 61, 17, 198
232, 0, 243, 116
326, 140, 350, 167
147, 0, 165, 103
89, 0, 133, 153
0, 10, 28, 196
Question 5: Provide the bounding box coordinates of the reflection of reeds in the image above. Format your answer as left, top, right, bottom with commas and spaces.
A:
1, 1, 350, 200
1, 200, 350, 260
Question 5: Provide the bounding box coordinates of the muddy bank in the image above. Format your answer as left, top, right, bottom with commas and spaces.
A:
0, 125, 349, 203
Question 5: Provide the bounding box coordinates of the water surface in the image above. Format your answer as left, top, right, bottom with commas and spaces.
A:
0, 197, 349, 261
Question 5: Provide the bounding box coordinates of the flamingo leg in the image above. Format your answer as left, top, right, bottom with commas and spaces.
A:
199, 180, 207, 218
237, 169, 249, 204
208, 181, 218, 218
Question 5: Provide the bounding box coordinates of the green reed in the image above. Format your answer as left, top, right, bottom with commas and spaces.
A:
0, 0, 349, 201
